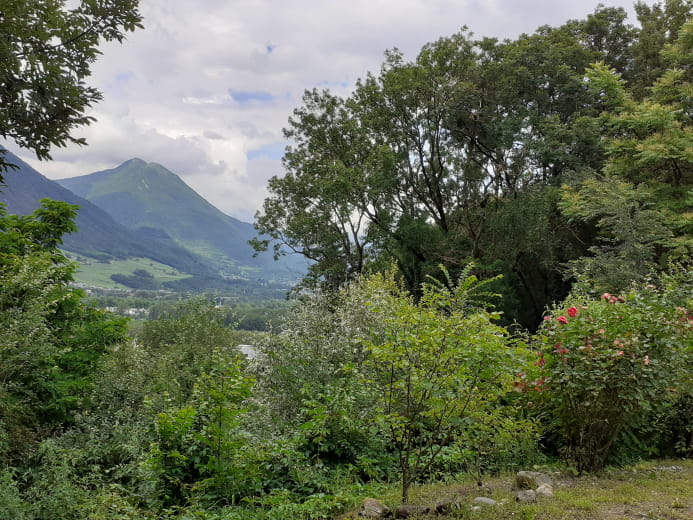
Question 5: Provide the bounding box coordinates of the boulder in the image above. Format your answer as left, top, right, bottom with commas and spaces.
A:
516, 489, 537, 503
359, 498, 391, 518
536, 484, 554, 498
514, 471, 553, 490
473, 497, 497, 506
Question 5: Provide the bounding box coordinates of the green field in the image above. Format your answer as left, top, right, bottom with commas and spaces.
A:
65, 253, 191, 289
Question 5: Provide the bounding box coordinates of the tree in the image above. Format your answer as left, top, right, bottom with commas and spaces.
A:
0, 200, 128, 461
254, 20, 606, 325
253, 89, 378, 291
631, 0, 692, 98
0, 0, 142, 178
560, 21, 693, 290
254, 6, 688, 327
361, 266, 525, 502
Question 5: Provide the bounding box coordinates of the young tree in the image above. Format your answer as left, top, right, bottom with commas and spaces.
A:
0, 0, 142, 178
361, 267, 526, 503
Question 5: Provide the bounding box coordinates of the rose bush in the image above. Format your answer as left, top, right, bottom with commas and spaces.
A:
530, 275, 691, 472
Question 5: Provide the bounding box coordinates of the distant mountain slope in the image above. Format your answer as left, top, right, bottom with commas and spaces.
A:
0, 151, 214, 276
58, 158, 302, 279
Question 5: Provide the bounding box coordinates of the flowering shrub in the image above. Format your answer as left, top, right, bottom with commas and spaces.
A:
531, 281, 692, 473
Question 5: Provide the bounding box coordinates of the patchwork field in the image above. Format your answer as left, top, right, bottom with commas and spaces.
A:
65, 253, 191, 289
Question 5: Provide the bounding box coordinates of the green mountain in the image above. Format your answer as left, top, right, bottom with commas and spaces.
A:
0, 151, 214, 277
57, 158, 301, 279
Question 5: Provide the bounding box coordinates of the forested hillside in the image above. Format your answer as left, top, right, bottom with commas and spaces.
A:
0, 2, 691, 520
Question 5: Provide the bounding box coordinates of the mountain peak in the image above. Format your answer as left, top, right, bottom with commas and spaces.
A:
121, 157, 147, 168
57, 158, 263, 268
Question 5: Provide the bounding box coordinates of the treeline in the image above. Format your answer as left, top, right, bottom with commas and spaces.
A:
254, 0, 693, 328
88, 290, 291, 331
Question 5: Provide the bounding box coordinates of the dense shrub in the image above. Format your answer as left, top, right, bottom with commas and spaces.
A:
532, 271, 692, 472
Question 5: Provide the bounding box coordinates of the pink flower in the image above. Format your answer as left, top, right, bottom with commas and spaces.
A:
567, 307, 578, 318
599, 329, 605, 334
543, 316, 551, 321
601, 293, 611, 300
617, 350, 624, 356
644, 355, 651, 365
554, 343, 570, 355
557, 316, 569, 324
534, 352, 546, 367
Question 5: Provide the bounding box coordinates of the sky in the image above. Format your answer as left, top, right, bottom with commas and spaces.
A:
9, 0, 643, 222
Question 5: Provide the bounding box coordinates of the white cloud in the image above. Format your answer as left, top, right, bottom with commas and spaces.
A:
11, 0, 638, 221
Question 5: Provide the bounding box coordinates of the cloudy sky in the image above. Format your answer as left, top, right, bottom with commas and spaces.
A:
10, 0, 641, 222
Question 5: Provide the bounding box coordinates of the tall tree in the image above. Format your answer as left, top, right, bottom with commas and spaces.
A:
254, 5, 683, 326
0, 0, 142, 178
631, 0, 692, 98
253, 89, 378, 291
561, 19, 693, 290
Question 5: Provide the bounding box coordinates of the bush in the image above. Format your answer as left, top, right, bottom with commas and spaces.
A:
360, 267, 531, 501
146, 352, 255, 507
532, 273, 692, 472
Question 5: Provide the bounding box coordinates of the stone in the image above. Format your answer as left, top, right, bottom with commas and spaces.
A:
394, 505, 429, 518
359, 498, 391, 518
514, 470, 553, 490
535, 484, 554, 498
516, 489, 537, 503
434, 499, 461, 515
473, 497, 497, 506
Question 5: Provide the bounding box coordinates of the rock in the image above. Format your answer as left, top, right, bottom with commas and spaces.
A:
653, 465, 683, 472
359, 498, 391, 518
516, 489, 537, 503
473, 497, 497, 506
471, 506, 482, 512
434, 499, 461, 515
514, 470, 553, 490
394, 505, 429, 518
536, 484, 554, 498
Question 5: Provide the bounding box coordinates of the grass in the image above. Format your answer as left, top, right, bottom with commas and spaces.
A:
338, 460, 693, 520
64, 253, 190, 288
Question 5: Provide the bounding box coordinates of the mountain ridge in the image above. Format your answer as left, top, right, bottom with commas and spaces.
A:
0, 150, 215, 277
57, 157, 302, 280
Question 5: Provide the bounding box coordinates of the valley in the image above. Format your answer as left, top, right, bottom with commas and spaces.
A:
0, 151, 305, 297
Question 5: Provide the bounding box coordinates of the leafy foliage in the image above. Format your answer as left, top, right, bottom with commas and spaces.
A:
0, 200, 128, 460
0, 0, 142, 177
3, 5, 693, 519
360, 266, 529, 502
532, 272, 692, 472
